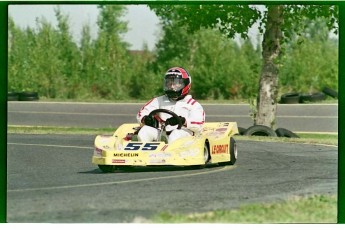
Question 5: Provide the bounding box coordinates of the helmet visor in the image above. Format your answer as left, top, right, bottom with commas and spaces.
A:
164, 77, 185, 92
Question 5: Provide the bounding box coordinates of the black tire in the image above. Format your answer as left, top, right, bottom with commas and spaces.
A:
202, 143, 211, 167
275, 128, 299, 138
322, 87, 338, 98
203, 143, 210, 164
19, 96, 39, 101
299, 93, 312, 103
280, 93, 300, 104
236, 127, 246, 135
244, 125, 277, 137
19, 92, 39, 101
8, 92, 19, 101
299, 92, 326, 103
219, 137, 237, 166
309, 92, 326, 102
195, 143, 210, 169
98, 165, 117, 173
229, 137, 237, 165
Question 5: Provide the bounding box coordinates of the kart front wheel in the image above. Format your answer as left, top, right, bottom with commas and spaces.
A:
196, 143, 210, 169
203, 144, 210, 164
98, 165, 117, 173
193, 143, 210, 169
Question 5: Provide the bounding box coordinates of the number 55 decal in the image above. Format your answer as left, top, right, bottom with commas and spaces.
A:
124, 143, 142, 150
124, 143, 160, 151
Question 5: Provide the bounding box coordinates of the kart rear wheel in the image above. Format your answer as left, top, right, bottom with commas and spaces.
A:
219, 137, 237, 166
229, 137, 237, 165
98, 165, 117, 173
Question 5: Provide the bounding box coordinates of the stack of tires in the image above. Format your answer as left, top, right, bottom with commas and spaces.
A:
237, 125, 299, 138
8, 92, 39, 101
279, 87, 337, 104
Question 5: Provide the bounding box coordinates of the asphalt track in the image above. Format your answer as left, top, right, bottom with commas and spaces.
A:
7, 102, 338, 133
7, 133, 337, 223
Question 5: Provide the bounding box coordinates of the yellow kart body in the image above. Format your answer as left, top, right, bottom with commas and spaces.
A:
92, 122, 238, 172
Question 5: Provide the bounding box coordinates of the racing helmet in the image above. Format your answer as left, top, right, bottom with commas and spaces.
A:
163, 67, 191, 100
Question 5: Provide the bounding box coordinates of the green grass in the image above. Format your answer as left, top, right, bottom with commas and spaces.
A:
7, 125, 115, 135
235, 133, 338, 146
7, 125, 338, 146
151, 195, 337, 223
29, 97, 339, 105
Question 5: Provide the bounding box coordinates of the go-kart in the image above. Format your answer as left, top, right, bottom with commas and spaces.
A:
92, 109, 238, 172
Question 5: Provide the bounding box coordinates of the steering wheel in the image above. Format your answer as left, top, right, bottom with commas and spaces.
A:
148, 109, 183, 130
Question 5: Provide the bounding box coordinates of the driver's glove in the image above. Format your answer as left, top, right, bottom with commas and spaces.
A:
166, 116, 186, 126
142, 115, 156, 127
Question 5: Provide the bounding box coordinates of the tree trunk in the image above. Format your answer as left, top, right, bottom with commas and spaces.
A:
255, 5, 283, 128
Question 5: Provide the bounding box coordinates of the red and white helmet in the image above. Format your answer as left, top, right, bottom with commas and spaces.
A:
163, 67, 191, 100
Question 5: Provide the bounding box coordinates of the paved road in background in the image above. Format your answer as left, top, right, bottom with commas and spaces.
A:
7, 101, 338, 133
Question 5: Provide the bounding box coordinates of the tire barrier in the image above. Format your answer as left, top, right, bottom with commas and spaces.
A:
237, 126, 299, 138
243, 125, 277, 137
322, 87, 338, 99
299, 92, 326, 103
8, 92, 39, 101
236, 127, 247, 135
275, 128, 300, 138
280, 93, 300, 104
280, 86, 337, 104
7, 92, 19, 101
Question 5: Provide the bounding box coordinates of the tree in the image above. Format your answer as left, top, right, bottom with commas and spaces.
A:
151, 15, 261, 100
277, 17, 338, 95
8, 16, 26, 91
54, 6, 80, 98
33, 17, 64, 98
92, 5, 130, 99
149, 4, 338, 128
78, 23, 95, 98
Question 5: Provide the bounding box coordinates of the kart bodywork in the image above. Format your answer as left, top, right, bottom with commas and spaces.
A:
92, 109, 239, 172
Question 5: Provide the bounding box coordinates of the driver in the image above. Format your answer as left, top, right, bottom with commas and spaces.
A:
136, 67, 205, 143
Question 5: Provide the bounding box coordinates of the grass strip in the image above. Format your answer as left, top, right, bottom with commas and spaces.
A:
7, 125, 338, 146
7, 125, 115, 135
151, 195, 337, 223
235, 133, 338, 146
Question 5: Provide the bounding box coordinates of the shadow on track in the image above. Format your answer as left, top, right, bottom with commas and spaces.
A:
80, 163, 223, 174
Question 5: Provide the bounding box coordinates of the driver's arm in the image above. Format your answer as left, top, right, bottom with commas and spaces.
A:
136, 98, 159, 124
186, 102, 205, 133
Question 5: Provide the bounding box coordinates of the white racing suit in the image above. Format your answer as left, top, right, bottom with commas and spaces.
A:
136, 95, 205, 143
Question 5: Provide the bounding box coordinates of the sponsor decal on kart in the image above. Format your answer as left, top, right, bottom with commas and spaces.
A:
179, 149, 198, 157
113, 153, 139, 157
149, 158, 166, 164
212, 144, 229, 155
215, 128, 228, 133
93, 148, 102, 156
112, 159, 126, 163
160, 144, 169, 151
149, 152, 172, 158
124, 142, 160, 151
